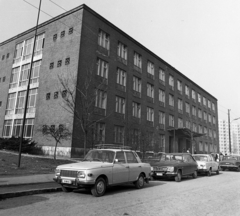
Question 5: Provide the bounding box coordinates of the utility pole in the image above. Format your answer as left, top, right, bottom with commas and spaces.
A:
228, 109, 231, 155
18, 0, 42, 168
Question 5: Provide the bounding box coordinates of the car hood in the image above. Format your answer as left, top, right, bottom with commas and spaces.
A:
56, 161, 113, 170
150, 161, 182, 167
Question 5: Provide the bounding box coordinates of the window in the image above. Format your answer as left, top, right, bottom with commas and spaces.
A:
178, 118, 183, 128
53, 34, 57, 41
169, 94, 174, 107
3, 120, 13, 137
192, 90, 196, 101
208, 114, 212, 123
147, 83, 154, 99
193, 123, 197, 132
3, 77, 5, 82
213, 116, 216, 124
49, 62, 54, 69
115, 151, 126, 163
198, 93, 201, 103
96, 122, 105, 143
208, 100, 211, 109
133, 76, 141, 93
192, 106, 196, 116
115, 96, 125, 114
177, 80, 182, 94
27, 89, 38, 113
159, 68, 165, 85
95, 89, 107, 109
203, 97, 206, 106
19, 64, 30, 87
98, 30, 110, 50
212, 103, 215, 112
2, 55, 5, 60
23, 37, 34, 60
31, 60, 41, 84
24, 119, 34, 138
0, 101, 2, 107
159, 89, 165, 105
57, 60, 62, 67
13, 42, 24, 64
117, 42, 127, 62
62, 90, 67, 98
9, 67, 20, 89
126, 152, 138, 163
68, 27, 73, 34
6, 93, 16, 115
34, 33, 45, 56
198, 109, 202, 119
6, 53, 9, 58
54, 92, 58, 99
147, 107, 154, 122
46, 93, 51, 100
186, 120, 190, 129
185, 102, 190, 114
65, 57, 70, 65
12, 119, 22, 137
185, 85, 189, 97
147, 61, 154, 77
0, 78, 1, 82
15, 91, 26, 114
204, 112, 207, 121
178, 99, 183, 112
114, 125, 124, 144
169, 75, 174, 90
159, 111, 165, 127
97, 58, 108, 79
169, 115, 174, 127
132, 102, 141, 118
199, 125, 203, 133
134, 52, 142, 69
116, 68, 126, 88
61, 31, 65, 38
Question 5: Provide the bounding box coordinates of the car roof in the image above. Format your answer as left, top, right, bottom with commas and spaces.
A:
163, 153, 192, 156
193, 154, 210, 156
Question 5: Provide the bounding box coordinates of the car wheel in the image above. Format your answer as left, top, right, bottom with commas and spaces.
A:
134, 174, 145, 189
237, 166, 240, 172
61, 185, 74, 192
207, 169, 212, 177
216, 167, 220, 175
175, 170, 182, 182
91, 177, 106, 197
192, 170, 197, 179
221, 167, 225, 171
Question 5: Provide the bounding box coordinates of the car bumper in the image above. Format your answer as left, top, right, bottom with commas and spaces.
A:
151, 171, 177, 178
220, 165, 238, 169
197, 168, 208, 173
53, 176, 95, 188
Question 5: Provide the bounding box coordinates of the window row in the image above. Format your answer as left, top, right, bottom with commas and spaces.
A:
46, 90, 67, 100
0, 76, 6, 83
98, 29, 216, 112
49, 57, 70, 69
1, 53, 10, 61
53, 27, 74, 41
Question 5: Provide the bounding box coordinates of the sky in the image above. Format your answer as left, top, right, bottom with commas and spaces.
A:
0, 0, 240, 122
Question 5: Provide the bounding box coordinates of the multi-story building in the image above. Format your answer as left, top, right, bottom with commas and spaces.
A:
219, 119, 240, 155
0, 4, 219, 158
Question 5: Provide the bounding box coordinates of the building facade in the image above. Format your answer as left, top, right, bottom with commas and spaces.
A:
0, 4, 219, 157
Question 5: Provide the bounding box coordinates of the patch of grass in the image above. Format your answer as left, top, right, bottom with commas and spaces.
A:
0, 151, 77, 176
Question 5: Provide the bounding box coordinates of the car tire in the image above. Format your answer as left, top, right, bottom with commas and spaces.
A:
61, 185, 74, 192
134, 174, 145, 189
207, 169, 212, 177
192, 170, 197, 179
175, 170, 182, 182
91, 177, 106, 197
216, 167, 220, 175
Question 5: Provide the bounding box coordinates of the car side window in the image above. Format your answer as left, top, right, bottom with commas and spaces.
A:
125, 152, 138, 163
183, 155, 188, 162
115, 152, 126, 163
188, 155, 195, 162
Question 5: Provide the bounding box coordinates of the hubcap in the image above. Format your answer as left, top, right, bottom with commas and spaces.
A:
139, 176, 144, 186
97, 181, 104, 194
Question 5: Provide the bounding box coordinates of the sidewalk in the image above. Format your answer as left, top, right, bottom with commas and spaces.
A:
0, 174, 62, 200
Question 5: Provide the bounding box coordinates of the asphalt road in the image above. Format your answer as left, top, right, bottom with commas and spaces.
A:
0, 171, 240, 216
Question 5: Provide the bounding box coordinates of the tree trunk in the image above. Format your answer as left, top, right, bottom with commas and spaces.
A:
54, 142, 58, 160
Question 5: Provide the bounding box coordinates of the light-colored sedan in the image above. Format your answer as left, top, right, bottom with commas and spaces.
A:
193, 154, 220, 176
53, 145, 151, 197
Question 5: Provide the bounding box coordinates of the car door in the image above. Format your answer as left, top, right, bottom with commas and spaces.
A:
188, 155, 197, 174
210, 155, 218, 171
182, 155, 191, 175
112, 151, 129, 184
125, 151, 141, 182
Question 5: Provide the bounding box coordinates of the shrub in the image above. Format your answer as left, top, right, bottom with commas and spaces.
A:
0, 137, 44, 155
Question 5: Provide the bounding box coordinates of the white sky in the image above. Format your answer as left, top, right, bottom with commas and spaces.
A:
0, 0, 240, 122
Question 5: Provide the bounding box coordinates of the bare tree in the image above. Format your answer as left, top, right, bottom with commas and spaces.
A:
58, 68, 110, 156
41, 124, 71, 160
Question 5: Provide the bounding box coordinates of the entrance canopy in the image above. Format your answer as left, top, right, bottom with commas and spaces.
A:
168, 127, 205, 138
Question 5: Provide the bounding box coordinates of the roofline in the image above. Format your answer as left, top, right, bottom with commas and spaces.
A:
0, 4, 217, 100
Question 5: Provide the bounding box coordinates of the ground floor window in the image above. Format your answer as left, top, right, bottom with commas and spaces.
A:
114, 125, 124, 144
2, 120, 13, 137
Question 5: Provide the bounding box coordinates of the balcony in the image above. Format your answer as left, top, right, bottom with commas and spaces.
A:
133, 90, 141, 98
133, 65, 142, 74
147, 96, 154, 104
114, 112, 125, 120
146, 120, 154, 127
117, 56, 127, 65
159, 101, 165, 107
97, 45, 109, 57
94, 107, 106, 116
159, 79, 165, 86
147, 73, 154, 80
116, 83, 126, 92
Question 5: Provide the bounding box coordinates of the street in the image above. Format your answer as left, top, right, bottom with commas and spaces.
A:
0, 171, 239, 216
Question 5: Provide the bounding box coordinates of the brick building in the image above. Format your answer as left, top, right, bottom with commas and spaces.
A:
0, 4, 219, 157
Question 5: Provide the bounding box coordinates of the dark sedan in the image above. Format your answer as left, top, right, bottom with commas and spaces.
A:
150, 153, 198, 182
219, 155, 240, 171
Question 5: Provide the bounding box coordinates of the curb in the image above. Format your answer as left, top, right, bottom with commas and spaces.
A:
0, 187, 62, 200
0, 181, 54, 188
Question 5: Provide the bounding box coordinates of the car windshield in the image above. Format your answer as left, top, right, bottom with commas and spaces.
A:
83, 150, 115, 163
193, 156, 208, 162
160, 154, 183, 162
223, 156, 237, 160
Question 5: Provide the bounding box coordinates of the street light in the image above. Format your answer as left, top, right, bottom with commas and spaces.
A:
229, 117, 240, 155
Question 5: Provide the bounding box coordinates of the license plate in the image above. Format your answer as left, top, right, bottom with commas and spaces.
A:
156, 173, 163, 176
62, 179, 71, 184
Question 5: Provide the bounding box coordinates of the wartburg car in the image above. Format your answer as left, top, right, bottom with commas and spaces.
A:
219, 155, 240, 171
192, 154, 220, 176
53, 145, 151, 197
150, 153, 198, 182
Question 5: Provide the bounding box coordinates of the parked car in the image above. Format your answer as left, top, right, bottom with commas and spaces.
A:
53, 145, 152, 197
219, 155, 240, 171
192, 154, 220, 176
150, 153, 198, 182
145, 151, 155, 159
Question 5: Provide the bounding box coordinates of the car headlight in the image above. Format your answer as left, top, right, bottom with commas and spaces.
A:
151, 167, 153, 171
77, 171, 86, 178
55, 168, 60, 176
166, 167, 174, 172
200, 165, 206, 169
